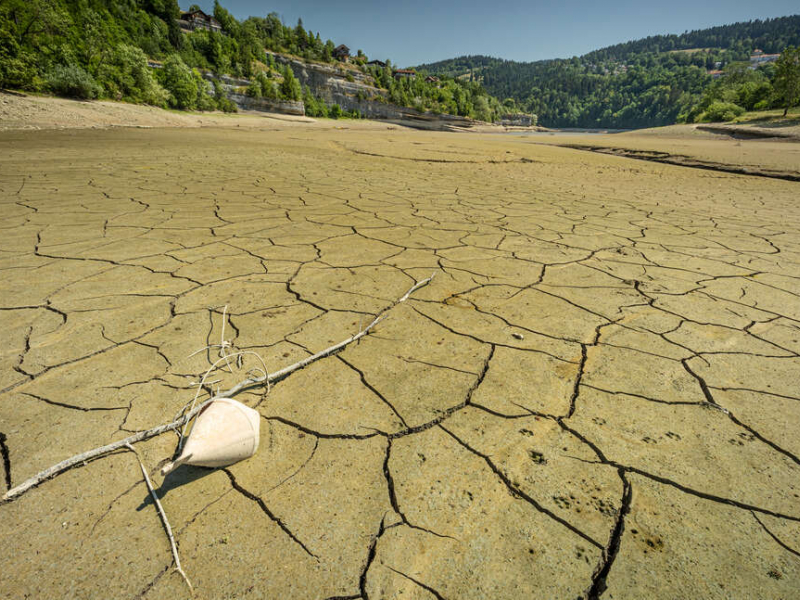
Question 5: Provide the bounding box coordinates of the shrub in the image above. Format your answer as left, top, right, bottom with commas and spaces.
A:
46, 65, 100, 99
262, 80, 278, 100
246, 80, 262, 98
160, 55, 197, 109
251, 71, 272, 97
193, 70, 216, 111
700, 101, 745, 122
98, 45, 168, 106
213, 80, 237, 112
302, 87, 321, 117
216, 96, 237, 112
0, 46, 40, 91
329, 103, 342, 119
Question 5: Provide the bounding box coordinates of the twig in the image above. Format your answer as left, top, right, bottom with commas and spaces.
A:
398, 272, 435, 303
219, 304, 233, 373
125, 443, 194, 596
177, 350, 268, 452
2, 272, 435, 502
3, 398, 215, 502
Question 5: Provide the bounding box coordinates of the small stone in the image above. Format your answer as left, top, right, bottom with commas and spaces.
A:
512, 332, 524, 340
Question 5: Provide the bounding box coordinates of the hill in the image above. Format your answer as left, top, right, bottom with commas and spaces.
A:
415, 16, 800, 128
0, 0, 505, 122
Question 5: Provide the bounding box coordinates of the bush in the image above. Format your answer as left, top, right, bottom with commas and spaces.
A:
160, 55, 197, 109
98, 45, 168, 106
245, 80, 262, 98
0, 46, 40, 91
46, 65, 100, 99
262, 80, 278, 100
213, 80, 237, 112
329, 103, 342, 119
216, 96, 237, 112
193, 70, 216, 111
700, 101, 745, 122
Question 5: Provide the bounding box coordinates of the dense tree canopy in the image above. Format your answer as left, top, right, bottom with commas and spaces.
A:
417, 15, 800, 127
0, 0, 505, 120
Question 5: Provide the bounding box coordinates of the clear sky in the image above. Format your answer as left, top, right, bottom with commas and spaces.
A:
189, 1, 799, 67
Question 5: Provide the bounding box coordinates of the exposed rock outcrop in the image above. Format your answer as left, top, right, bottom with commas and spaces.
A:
205, 54, 483, 128
268, 52, 476, 128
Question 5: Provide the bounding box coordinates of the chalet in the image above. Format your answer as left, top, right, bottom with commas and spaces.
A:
366, 59, 387, 68
179, 9, 222, 33
750, 49, 781, 64
333, 45, 350, 61
425, 75, 439, 83
393, 69, 416, 79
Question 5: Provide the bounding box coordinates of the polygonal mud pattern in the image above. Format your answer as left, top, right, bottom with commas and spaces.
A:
0, 127, 798, 599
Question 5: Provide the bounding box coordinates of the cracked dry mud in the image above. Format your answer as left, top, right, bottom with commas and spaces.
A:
1, 126, 799, 600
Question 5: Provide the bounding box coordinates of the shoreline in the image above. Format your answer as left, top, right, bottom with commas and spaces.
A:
0, 91, 549, 134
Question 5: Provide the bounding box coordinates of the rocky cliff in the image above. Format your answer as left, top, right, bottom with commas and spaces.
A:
268, 52, 477, 126
202, 73, 304, 116
266, 52, 389, 116
208, 55, 482, 129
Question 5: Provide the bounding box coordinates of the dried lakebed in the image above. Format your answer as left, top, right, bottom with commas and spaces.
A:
0, 127, 799, 599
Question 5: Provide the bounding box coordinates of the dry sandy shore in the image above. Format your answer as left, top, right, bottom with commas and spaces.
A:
0, 97, 799, 599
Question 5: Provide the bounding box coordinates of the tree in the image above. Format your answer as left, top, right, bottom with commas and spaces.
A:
773, 46, 800, 116
213, 0, 239, 35
280, 64, 301, 100
160, 54, 197, 109
99, 44, 168, 105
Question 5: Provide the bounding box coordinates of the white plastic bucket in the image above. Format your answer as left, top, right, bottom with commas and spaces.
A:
161, 398, 260, 475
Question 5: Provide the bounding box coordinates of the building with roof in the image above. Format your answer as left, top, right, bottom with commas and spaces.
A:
178, 9, 223, 33
750, 49, 781, 64
333, 45, 350, 61
393, 69, 416, 79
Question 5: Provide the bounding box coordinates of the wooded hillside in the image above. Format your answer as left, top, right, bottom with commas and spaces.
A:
416, 16, 800, 128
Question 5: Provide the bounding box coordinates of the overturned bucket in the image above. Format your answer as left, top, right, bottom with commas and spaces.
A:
161, 398, 260, 476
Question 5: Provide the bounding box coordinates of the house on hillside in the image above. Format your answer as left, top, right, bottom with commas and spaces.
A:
333, 45, 350, 61
425, 75, 439, 83
367, 59, 387, 68
393, 69, 416, 79
179, 9, 223, 33
750, 49, 781, 64
707, 69, 724, 79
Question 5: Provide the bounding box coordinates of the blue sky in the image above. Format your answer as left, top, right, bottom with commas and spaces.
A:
190, 1, 799, 67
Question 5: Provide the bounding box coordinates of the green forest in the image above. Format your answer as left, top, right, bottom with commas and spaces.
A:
416, 16, 800, 128
0, 0, 504, 120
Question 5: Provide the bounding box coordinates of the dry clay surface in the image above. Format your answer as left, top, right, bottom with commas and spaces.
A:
526, 128, 800, 181
0, 127, 799, 600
